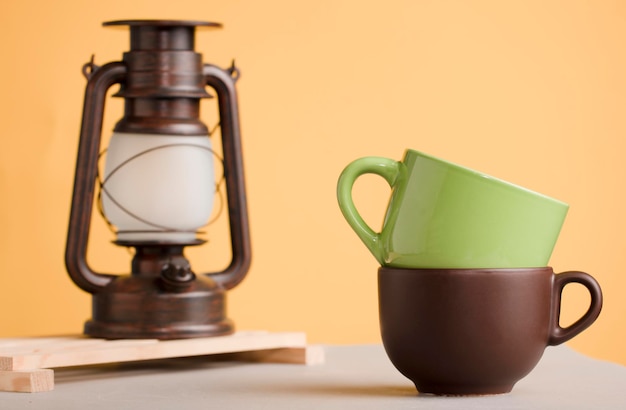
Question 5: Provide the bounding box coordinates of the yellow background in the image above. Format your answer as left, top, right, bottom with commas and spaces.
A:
1, 0, 625, 366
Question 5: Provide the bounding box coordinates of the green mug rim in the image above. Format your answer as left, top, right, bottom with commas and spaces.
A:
405, 149, 569, 208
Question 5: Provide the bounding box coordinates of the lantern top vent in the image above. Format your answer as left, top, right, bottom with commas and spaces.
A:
103, 20, 222, 51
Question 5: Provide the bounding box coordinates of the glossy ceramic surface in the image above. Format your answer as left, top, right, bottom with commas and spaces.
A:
378, 267, 603, 395
337, 149, 569, 268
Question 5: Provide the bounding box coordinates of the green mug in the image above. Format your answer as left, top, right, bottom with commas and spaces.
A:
336, 149, 569, 268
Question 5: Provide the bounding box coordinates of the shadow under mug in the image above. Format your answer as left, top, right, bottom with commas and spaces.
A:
378, 266, 603, 395
337, 149, 569, 268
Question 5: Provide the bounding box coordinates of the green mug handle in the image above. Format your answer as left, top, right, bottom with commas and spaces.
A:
336, 157, 404, 265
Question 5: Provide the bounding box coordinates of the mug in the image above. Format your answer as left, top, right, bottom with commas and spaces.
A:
378, 266, 603, 395
337, 149, 569, 268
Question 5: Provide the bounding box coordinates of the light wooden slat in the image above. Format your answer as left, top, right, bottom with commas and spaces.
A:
229, 344, 325, 365
0, 369, 54, 393
1, 331, 309, 371
0, 331, 323, 393
0, 336, 88, 349
0, 338, 111, 355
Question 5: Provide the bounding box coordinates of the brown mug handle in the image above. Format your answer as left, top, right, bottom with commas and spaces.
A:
549, 271, 603, 345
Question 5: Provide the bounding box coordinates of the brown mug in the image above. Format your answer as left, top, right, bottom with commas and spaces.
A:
378, 267, 603, 395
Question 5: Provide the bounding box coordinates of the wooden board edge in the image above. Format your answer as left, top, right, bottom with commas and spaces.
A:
227, 345, 325, 365
0, 369, 54, 393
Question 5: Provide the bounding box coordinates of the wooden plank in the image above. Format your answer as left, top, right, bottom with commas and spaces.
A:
0, 336, 89, 349
0, 331, 323, 393
0, 338, 112, 355
1, 331, 310, 371
228, 345, 325, 365
0, 369, 54, 393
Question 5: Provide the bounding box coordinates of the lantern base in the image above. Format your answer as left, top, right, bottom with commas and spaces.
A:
84, 274, 234, 340
84, 319, 234, 340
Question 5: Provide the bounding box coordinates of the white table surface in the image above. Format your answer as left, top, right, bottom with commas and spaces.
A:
1, 344, 625, 409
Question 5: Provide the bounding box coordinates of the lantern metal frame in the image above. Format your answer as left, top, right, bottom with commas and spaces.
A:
65, 20, 251, 339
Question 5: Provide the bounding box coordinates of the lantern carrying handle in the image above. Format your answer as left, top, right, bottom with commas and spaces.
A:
65, 61, 127, 293
202, 63, 252, 290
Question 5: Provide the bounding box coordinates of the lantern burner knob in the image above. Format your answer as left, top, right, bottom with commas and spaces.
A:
161, 262, 196, 291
